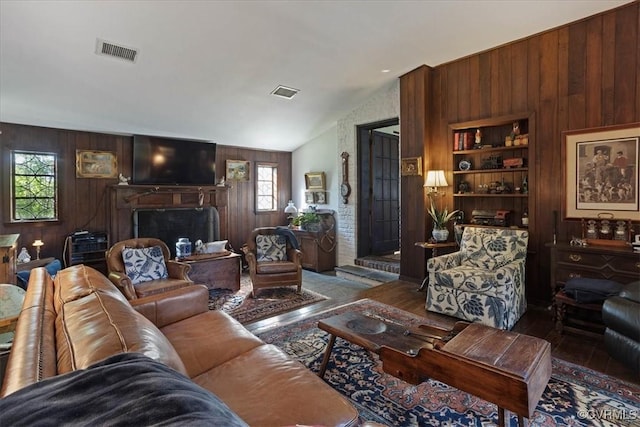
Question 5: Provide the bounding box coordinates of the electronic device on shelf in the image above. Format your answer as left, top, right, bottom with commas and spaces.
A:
64, 231, 109, 268
470, 210, 511, 227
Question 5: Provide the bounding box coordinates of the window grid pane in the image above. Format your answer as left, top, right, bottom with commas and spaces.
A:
256, 165, 277, 211
12, 151, 58, 221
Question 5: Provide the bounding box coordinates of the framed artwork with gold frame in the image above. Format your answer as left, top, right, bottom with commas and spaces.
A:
401, 157, 422, 176
226, 160, 251, 181
75, 150, 118, 178
305, 172, 326, 190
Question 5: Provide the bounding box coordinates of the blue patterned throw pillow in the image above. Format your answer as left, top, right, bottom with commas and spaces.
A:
256, 235, 287, 262
122, 246, 168, 285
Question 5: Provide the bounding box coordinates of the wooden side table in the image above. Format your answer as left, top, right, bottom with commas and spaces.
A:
415, 241, 458, 291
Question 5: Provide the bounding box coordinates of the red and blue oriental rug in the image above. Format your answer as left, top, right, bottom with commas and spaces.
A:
257, 299, 640, 427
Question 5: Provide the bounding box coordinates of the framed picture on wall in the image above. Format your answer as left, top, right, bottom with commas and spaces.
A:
226, 160, 250, 181
305, 172, 326, 190
563, 122, 640, 220
305, 191, 315, 204
75, 150, 118, 178
314, 191, 326, 204
401, 157, 422, 176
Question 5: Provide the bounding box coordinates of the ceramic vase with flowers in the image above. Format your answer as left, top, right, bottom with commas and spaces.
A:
428, 201, 459, 242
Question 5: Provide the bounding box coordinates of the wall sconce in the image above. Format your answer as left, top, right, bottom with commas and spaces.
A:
32, 239, 44, 260
424, 170, 448, 197
284, 200, 298, 227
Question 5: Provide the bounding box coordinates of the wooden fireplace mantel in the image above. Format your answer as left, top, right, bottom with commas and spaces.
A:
109, 184, 229, 244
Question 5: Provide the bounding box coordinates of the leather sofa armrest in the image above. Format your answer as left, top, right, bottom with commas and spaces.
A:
108, 271, 137, 300
131, 285, 209, 328
287, 248, 302, 263
165, 260, 192, 280
619, 281, 640, 304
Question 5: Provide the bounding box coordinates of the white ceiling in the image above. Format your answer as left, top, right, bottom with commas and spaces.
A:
0, 0, 630, 151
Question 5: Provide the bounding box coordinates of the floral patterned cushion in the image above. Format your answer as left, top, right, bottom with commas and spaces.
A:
256, 235, 287, 262
122, 246, 168, 285
426, 227, 529, 330
460, 227, 527, 270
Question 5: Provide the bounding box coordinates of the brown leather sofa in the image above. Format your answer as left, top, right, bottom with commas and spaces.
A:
106, 237, 193, 299
1, 265, 358, 426
242, 227, 302, 297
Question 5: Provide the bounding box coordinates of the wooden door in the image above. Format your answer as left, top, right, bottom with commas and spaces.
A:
358, 129, 400, 256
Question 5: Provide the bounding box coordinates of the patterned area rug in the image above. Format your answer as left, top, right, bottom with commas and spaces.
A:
208, 274, 327, 324
257, 299, 640, 427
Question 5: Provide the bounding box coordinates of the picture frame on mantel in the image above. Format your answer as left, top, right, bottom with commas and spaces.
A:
75, 150, 118, 178
226, 160, 250, 181
563, 122, 640, 220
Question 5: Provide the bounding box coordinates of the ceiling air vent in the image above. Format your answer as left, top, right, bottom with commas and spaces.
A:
95, 38, 138, 63
271, 85, 299, 99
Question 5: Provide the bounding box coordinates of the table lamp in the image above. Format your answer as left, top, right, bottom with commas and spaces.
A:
32, 239, 44, 260
424, 170, 448, 196
284, 200, 298, 227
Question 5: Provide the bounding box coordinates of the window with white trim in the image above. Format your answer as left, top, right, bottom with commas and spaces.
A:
256, 163, 278, 212
11, 150, 58, 221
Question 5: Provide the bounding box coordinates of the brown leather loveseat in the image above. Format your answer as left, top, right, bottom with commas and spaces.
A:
1, 265, 358, 426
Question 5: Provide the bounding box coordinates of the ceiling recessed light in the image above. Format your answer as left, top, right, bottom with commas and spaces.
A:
271, 85, 299, 99
381, 69, 391, 73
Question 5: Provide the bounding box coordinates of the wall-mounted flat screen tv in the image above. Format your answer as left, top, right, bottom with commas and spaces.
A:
133, 135, 216, 185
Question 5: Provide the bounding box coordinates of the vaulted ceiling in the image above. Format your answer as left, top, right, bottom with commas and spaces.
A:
0, 1, 630, 151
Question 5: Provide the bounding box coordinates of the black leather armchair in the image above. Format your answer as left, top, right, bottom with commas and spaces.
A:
602, 281, 640, 373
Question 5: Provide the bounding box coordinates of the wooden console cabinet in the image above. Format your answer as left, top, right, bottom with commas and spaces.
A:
292, 229, 336, 272
547, 242, 640, 336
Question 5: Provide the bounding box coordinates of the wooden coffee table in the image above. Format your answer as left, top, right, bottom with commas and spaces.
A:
318, 311, 551, 427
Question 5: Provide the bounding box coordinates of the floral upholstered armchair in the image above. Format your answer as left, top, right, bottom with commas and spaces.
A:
426, 226, 529, 330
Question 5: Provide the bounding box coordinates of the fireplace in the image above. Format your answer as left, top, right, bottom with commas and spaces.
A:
133, 207, 220, 258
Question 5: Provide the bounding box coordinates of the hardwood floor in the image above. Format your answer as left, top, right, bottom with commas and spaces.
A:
247, 276, 639, 386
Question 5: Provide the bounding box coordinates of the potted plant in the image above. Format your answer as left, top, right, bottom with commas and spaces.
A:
427, 201, 459, 242
294, 211, 321, 232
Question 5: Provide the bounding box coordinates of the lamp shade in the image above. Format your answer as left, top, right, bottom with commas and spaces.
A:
32, 240, 44, 247
284, 200, 298, 214
424, 170, 448, 188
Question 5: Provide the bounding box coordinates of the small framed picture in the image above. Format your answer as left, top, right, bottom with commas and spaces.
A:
305, 172, 326, 190
314, 191, 326, 204
76, 150, 118, 178
305, 191, 315, 204
226, 160, 250, 181
401, 157, 422, 176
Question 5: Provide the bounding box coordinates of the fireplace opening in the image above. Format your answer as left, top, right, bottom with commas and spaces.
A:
133, 207, 219, 258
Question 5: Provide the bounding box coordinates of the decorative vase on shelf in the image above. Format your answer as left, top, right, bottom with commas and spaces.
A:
432, 228, 449, 242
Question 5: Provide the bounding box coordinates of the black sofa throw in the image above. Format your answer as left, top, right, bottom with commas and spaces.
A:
564, 277, 623, 304
0, 353, 248, 427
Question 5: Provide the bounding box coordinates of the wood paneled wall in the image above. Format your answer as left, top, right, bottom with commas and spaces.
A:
400, 1, 639, 302
0, 122, 292, 263
217, 146, 292, 251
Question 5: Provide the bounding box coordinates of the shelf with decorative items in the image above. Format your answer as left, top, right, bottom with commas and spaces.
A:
450, 112, 534, 230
